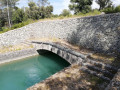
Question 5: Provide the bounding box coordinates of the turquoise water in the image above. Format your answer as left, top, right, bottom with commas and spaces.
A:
0, 52, 70, 90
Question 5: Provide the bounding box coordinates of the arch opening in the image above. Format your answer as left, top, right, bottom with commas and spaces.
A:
37, 49, 71, 65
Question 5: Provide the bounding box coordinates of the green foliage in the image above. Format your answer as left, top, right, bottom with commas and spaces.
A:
103, 6, 115, 14
11, 19, 34, 29
115, 5, 120, 12
52, 14, 59, 18
76, 9, 101, 16
26, 1, 53, 19
69, 0, 93, 14
103, 5, 120, 14
44, 5, 53, 18
60, 9, 71, 16
0, 0, 53, 30
0, 19, 34, 33
12, 9, 25, 24
0, 0, 19, 8
0, 16, 6, 30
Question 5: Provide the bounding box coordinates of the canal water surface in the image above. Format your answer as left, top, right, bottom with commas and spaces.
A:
0, 52, 70, 90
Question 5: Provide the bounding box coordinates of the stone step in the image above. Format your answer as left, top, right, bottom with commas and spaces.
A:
80, 66, 111, 82
85, 64, 114, 79
81, 63, 114, 79
86, 59, 118, 74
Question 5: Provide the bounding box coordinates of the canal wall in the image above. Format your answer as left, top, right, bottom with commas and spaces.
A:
0, 48, 38, 64
0, 13, 120, 55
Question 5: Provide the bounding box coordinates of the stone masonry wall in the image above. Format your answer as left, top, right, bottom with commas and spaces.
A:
0, 13, 120, 55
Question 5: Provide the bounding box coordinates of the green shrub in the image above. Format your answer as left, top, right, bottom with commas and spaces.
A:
60, 9, 71, 17
11, 19, 34, 29
103, 7, 115, 14
76, 10, 101, 16
103, 5, 120, 14
0, 27, 10, 33
0, 19, 35, 34
115, 5, 120, 12
12, 9, 25, 24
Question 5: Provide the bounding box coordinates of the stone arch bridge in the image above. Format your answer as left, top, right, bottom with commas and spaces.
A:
32, 41, 118, 82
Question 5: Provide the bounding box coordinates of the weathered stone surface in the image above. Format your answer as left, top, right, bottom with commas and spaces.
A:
27, 64, 109, 90
0, 48, 37, 63
105, 69, 120, 90
0, 13, 120, 55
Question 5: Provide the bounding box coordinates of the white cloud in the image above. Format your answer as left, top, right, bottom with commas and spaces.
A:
91, 0, 99, 9
112, 0, 120, 6
17, 0, 28, 8
63, 0, 70, 9
51, 0, 70, 14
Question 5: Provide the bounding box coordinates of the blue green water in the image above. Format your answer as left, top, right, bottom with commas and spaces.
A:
0, 52, 70, 90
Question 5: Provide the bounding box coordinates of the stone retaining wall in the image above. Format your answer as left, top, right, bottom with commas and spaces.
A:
0, 13, 120, 55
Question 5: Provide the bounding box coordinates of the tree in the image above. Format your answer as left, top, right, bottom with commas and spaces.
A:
44, 5, 53, 18
27, 1, 40, 19
27, 1, 53, 19
0, 0, 19, 27
96, 0, 112, 10
61, 9, 71, 16
69, 0, 93, 14
12, 8, 25, 24
0, 0, 19, 8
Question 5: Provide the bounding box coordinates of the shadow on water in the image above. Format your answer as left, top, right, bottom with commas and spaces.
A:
37, 49, 70, 67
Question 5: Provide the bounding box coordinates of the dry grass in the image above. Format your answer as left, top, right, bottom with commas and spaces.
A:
0, 44, 33, 54
90, 53, 115, 61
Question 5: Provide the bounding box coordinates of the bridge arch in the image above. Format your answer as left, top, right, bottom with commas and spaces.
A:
32, 42, 86, 65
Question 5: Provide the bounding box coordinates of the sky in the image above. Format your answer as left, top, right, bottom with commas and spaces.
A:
17, 0, 120, 15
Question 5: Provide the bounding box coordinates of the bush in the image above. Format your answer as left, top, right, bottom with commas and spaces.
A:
103, 7, 115, 14
103, 5, 120, 14
76, 10, 101, 16
0, 19, 34, 34
12, 9, 25, 24
11, 19, 34, 29
60, 9, 71, 17
115, 5, 120, 12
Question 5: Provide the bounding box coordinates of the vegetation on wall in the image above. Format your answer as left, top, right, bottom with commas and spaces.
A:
0, 0, 120, 33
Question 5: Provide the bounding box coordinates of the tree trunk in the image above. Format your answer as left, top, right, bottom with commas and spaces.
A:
7, 0, 11, 28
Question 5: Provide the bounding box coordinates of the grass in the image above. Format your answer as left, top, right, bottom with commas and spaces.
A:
0, 10, 101, 34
